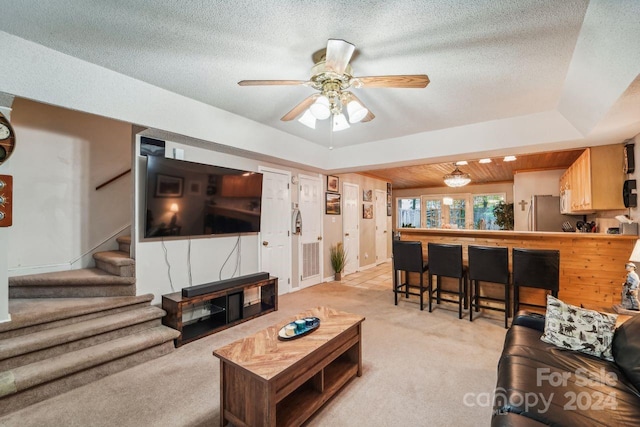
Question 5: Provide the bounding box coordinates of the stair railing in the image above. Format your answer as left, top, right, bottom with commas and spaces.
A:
70, 223, 131, 266
95, 169, 131, 191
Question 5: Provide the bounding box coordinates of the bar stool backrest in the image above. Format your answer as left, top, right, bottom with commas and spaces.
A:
392, 241, 425, 273
468, 246, 509, 284
428, 243, 463, 278
512, 248, 560, 292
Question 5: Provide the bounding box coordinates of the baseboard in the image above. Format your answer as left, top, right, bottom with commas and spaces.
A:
8, 262, 72, 277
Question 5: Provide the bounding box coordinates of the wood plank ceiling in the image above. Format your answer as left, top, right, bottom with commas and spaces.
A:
362, 149, 585, 189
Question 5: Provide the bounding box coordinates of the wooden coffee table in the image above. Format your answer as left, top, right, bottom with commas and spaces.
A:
213, 306, 365, 427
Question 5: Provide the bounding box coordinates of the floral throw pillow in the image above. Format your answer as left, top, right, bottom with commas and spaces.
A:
541, 295, 617, 361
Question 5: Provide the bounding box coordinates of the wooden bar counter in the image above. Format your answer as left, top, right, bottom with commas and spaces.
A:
398, 228, 636, 309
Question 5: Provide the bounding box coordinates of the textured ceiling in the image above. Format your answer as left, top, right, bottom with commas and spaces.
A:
0, 0, 591, 148
1, 0, 639, 190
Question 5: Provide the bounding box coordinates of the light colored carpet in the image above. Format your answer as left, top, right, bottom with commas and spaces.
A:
0, 263, 508, 426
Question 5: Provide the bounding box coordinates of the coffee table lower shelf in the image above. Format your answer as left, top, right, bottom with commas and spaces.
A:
275, 358, 359, 426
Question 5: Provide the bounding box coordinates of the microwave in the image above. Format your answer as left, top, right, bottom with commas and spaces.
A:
560, 190, 571, 214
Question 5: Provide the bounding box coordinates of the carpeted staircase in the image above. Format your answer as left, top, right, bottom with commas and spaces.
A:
8, 236, 136, 298
0, 236, 180, 415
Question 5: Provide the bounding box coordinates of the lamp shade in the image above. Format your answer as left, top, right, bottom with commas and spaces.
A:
298, 109, 317, 129
629, 239, 640, 263
443, 166, 471, 187
170, 203, 179, 213
309, 96, 330, 120
347, 100, 368, 123
332, 113, 350, 131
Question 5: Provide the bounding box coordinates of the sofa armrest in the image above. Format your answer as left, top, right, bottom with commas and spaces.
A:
511, 310, 545, 332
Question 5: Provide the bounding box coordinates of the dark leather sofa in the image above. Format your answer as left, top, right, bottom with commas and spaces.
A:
492, 311, 640, 426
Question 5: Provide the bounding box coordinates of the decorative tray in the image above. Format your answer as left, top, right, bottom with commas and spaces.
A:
278, 317, 320, 340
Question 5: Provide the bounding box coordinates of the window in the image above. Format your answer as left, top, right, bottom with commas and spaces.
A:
397, 192, 506, 229
448, 198, 466, 229
426, 196, 467, 229
424, 198, 442, 228
397, 198, 420, 228
472, 194, 505, 230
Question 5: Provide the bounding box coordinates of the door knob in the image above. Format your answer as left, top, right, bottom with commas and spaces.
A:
317, 236, 322, 241
262, 241, 269, 246
345, 233, 349, 237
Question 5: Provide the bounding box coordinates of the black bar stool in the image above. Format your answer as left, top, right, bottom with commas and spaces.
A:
392, 240, 429, 310
468, 245, 510, 328
512, 248, 560, 313
427, 243, 468, 319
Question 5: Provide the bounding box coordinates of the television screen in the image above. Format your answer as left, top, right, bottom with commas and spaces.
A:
144, 156, 263, 238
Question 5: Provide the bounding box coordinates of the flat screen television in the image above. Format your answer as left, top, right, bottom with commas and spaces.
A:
144, 156, 263, 238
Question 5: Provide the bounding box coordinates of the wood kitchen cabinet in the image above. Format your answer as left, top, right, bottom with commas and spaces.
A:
560, 144, 625, 213
219, 174, 262, 197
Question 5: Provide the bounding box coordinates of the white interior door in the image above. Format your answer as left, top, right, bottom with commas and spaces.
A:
298, 174, 323, 288
375, 189, 388, 264
342, 182, 359, 275
259, 167, 291, 295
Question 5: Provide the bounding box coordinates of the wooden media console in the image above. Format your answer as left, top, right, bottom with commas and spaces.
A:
162, 275, 277, 347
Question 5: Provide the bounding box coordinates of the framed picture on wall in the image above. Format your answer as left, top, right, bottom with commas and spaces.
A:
363, 189, 372, 202
187, 180, 202, 196
155, 174, 183, 198
327, 175, 339, 193
363, 204, 373, 219
325, 192, 341, 215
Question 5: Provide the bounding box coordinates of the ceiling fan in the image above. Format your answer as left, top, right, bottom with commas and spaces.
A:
238, 39, 430, 130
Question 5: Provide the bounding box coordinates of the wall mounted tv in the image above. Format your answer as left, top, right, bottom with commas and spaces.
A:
144, 156, 263, 238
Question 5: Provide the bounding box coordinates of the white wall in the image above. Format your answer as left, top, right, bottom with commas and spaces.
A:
5, 98, 132, 275
513, 169, 565, 231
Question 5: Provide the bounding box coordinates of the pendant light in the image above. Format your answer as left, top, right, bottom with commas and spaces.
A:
443, 165, 471, 187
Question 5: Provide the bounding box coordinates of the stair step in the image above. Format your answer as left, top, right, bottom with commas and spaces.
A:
0, 325, 180, 415
117, 236, 131, 254
0, 294, 154, 339
8, 268, 136, 298
93, 251, 135, 277
0, 306, 166, 370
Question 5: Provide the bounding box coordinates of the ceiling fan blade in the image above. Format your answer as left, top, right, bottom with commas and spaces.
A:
325, 39, 355, 75
355, 74, 430, 88
281, 94, 320, 121
361, 110, 375, 123
238, 80, 308, 86
347, 93, 375, 123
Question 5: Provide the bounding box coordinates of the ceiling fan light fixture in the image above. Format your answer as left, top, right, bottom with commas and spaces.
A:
298, 110, 317, 129
347, 99, 368, 123
332, 113, 350, 132
443, 165, 471, 187
309, 95, 330, 120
